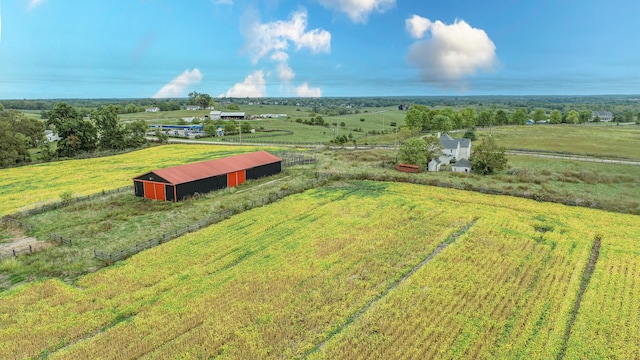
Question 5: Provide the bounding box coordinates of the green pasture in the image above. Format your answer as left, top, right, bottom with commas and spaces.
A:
477, 123, 640, 159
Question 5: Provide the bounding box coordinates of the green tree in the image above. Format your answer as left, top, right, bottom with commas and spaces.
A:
471, 137, 508, 175
549, 110, 562, 124
197, 93, 214, 109
203, 123, 218, 137
125, 120, 148, 147
226, 104, 240, 111
477, 109, 494, 128
223, 121, 237, 133
532, 109, 547, 122
566, 110, 580, 124
47, 103, 97, 157
433, 114, 452, 134
510, 108, 528, 125
188, 91, 200, 105
240, 121, 253, 133
623, 111, 634, 123
636, 112, 640, 124
125, 103, 138, 113
38, 139, 55, 161
404, 105, 429, 133
579, 110, 592, 124
92, 105, 125, 150
0, 115, 30, 167
154, 130, 169, 144
398, 138, 428, 167
457, 108, 476, 129
494, 109, 509, 126
424, 135, 443, 163
13, 115, 45, 147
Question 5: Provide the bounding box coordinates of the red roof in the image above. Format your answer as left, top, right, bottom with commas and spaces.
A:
141, 151, 281, 185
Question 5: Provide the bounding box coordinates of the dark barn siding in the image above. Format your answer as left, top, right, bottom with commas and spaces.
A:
176, 175, 227, 200
134, 181, 145, 198
247, 162, 281, 180
166, 185, 175, 202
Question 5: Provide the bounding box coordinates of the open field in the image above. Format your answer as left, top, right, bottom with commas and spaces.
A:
121, 107, 406, 144
0, 144, 280, 217
477, 124, 640, 159
0, 166, 317, 286
319, 149, 640, 214
0, 181, 637, 359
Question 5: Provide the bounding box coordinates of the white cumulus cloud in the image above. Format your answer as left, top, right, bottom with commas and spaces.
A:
295, 82, 322, 97
405, 14, 431, 39
152, 69, 203, 98
406, 18, 498, 86
317, 0, 395, 23
222, 71, 267, 98
246, 9, 331, 64
277, 63, 295, 82
270, 51, 289, 62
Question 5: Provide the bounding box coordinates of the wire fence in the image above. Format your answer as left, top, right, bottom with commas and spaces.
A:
0, 246, 38, 260
50, 233, 73, 247
1, 216, 34, 233
275, 151, 318, 167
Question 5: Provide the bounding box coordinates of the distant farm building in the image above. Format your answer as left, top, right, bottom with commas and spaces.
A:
185, 105, 201, 111
210, 110, 222, 120
221, 112, 246, 120
133, 151, 282, 202
592, 111, 613, 122
145, 107, 160, 113
44, 130, 61, 142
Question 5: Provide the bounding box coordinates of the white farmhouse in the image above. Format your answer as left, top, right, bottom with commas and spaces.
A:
439, 133, 471, 161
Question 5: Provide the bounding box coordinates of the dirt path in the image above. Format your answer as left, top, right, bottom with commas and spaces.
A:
0, 236, 53, 257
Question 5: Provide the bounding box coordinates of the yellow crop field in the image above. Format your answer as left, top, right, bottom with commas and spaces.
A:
0, 181, 638, 359
0, 144, 274, 216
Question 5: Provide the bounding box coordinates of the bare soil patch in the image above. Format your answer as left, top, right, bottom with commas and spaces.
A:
0, 236, 53, 257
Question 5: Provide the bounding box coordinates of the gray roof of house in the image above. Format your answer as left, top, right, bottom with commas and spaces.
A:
458, 138, 471, 147
452, 158, 472, 168
440, 133, 471, 150
593, 111, 612, 117
439, 134, 459, 150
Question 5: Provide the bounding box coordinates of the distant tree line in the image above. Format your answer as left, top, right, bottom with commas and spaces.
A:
0, 103, 149, 168
404, 105, 640, 134
0, 110, 45, 167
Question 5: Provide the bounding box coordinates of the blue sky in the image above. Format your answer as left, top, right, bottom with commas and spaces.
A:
0, 0, 639, 99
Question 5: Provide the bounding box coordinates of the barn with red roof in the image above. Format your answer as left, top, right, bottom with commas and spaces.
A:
133, 151, 282, 202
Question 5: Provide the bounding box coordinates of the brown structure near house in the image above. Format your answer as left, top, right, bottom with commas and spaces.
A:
133, 151, 281, 202
396, 163, 420, 173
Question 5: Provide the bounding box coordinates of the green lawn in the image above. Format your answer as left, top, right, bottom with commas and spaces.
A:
476, 124, 640, 159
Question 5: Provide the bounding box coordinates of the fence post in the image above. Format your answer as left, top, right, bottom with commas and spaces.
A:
13, 249, 16, 257
29, 245, 32, 254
